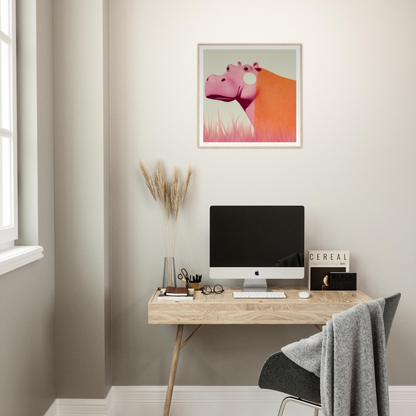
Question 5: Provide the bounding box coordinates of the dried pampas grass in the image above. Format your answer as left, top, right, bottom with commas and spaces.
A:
164, 180, 170, 219
139, 160, 157, 201
182, 164, 193, 205
171, 167, 180, 220
156, 159, 165, 203
139, 159, 194, 282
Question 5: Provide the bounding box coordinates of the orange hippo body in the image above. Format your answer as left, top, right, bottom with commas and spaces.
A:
254, 69, 296, 140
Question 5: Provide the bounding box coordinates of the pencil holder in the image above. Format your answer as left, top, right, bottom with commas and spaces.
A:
187, 282, 201, 290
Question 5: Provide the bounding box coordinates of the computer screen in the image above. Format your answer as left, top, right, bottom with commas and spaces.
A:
209, 205, 305, 290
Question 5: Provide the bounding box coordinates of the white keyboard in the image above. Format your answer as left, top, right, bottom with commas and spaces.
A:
233, 291, 286, 299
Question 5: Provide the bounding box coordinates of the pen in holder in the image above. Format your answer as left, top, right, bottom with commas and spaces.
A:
178, 271, 202, 290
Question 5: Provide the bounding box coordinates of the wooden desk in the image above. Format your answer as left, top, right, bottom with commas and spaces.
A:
148, 286, 372, 416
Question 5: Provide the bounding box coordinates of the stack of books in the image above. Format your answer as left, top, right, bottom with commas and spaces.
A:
308, 250, 350, 290
157, 286, 195, 301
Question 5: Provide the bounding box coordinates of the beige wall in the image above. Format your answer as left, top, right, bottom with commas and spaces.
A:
2, 1, 415, 413
0, 1, 56, 415
110, 0, 416, 386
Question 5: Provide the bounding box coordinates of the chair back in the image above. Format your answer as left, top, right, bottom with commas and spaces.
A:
383, 293, 401, 344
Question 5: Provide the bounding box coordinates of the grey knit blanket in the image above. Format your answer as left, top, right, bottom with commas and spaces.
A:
282, 299, 389, 416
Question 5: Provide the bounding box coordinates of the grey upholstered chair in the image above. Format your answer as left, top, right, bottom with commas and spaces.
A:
258, 293, 401, 416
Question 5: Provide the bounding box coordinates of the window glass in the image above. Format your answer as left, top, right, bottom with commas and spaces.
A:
0, 136, 12, 227
1, 40, 11, 130
0, 0, 10, 37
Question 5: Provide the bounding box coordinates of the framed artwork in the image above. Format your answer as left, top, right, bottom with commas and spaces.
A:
198, 44, 302, 148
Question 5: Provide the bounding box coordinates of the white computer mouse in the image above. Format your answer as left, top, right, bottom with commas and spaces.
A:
299, 291, 311, 299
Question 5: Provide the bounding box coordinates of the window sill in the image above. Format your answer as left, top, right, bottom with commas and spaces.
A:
0, 245, 44, 276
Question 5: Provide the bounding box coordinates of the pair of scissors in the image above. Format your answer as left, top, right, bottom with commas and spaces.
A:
177, 268, 190, 283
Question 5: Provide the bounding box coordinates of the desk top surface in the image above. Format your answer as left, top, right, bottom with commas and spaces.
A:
148, 286, 372, 325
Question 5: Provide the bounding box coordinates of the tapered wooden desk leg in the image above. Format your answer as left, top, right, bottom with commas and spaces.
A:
163, 324, 184, 416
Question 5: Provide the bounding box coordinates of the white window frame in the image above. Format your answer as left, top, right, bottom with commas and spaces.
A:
0, 0, 43, 274
0, 0, 17, 246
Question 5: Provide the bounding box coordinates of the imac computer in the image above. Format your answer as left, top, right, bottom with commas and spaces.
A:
209, 205, 305, 292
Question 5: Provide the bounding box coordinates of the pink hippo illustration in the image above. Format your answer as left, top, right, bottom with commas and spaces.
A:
205, 62, 296, 140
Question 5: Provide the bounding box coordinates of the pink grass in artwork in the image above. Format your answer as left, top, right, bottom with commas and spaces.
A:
203, 113, 295, 143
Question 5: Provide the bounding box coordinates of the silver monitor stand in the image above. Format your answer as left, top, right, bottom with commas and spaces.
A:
242, 279, 270, 292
